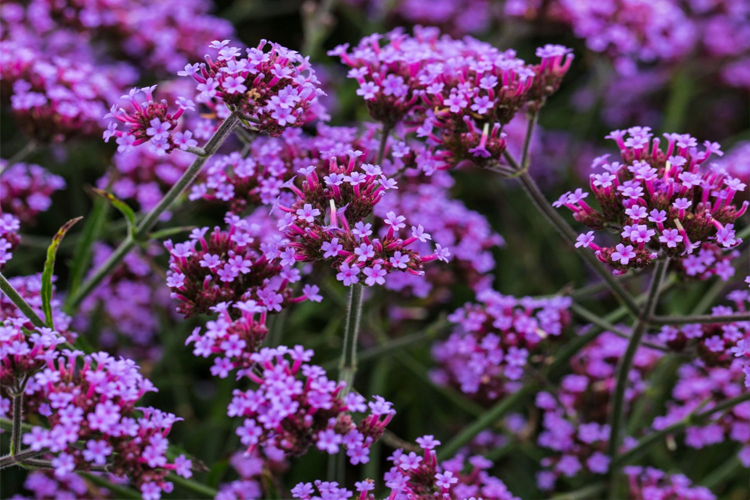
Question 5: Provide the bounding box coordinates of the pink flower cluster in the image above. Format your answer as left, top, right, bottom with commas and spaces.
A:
1, 40, 124, 142
229, 346, 394, 464
215, 450, 287, 500
16, 470, 111, 500
536, 332, 662, 491
623, 466, 716, 500
556, 128, 746, 274
0, 213, 21, 269
0, 161, 65, 224
331, 27, 572, 168
376, 170, 504, 298
654, 293, 750, 368
0, 274, 73, 339
432, 290, 571, 402
103, 85, 196, 157
292, 435, 519, 499
0, 320, 65, 386
277, 152, 449, 287
653, 360, 750, 466
164, 213, 318, 318
180, 39, 325, 136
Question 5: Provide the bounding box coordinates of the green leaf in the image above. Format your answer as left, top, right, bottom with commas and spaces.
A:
41, 217, 82, 328
92, 187, 137, 238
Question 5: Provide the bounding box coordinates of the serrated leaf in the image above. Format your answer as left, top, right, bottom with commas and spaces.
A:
92, 187, 137, 238
41, 217, 82, 329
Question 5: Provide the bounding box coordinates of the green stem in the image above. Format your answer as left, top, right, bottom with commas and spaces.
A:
302, 0, 338, 59
650, 312, 750, 325
0, 448, 48, 469
338, 283, 364, 394
0, 273, 46, 328
607, 259, 670, 498
67, 113, 240, 312
81, 472, 142, 499
170, 473, 219, 498
516, 172, 640, 316
10, 385, 23, 456
571, 303, 668, 352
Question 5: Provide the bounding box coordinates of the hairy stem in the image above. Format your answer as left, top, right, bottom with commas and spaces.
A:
607, 258, 670, 498
0, 448, 48, 469
650, 312, 750, 325
10, 385, 24, 457
515, 172, 640, 316
67, 113, 240, 312
338, 283, 364, 394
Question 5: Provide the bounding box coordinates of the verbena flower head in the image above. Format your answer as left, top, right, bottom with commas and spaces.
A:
0, 213, 21, 269
536, 331, 662, 491
276, 152, 449, 287
165, 212, 313, 317
653, 360, 750, 467
17, 348, 190, 500
18, 470, 112, 500
624, 466, 716, 500
181, 39, 325, 136
432, 290, 571, 402
673, 242, 738, 282
1, 41, 125, 142
215, 450, 287, 500
229, 346, 394, 464
0, 161, 65, 224
556, 129, 746, 274
332, 27, 572, 169
376, 170, 504, 298
292, 436, 519, 499
103, 85, 194, 156
653, 292, 750, 367
0, 320, 66, 387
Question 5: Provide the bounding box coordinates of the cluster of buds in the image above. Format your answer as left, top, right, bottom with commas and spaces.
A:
98, 146, 192, 213
0, 161, 66, 224
103, 85, 197, 156
653, 359, 750, 466
653, 292, 750, 368
164, 213, 318, 317
376, 170, 504, 298
3, 338, 192, 500
536, 332, 662, 491
0, 213, 21, 269
291, 436, 519, 499
556, 128, 746, 274
432, 290, 571, 402
229, 346, 394, 465
623, 466, 716, 500
179, 39, 324, 136
1, 41, 125, 142
277, 152, 450, 287
332, 27, 573, 169
0, 274, 73, 339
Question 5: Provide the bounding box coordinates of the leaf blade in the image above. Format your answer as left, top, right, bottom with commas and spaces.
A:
41, 217, 82, 328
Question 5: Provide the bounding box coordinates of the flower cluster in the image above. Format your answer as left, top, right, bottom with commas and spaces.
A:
332, 27, 572, 168
16, 348, 191, 500
556, 128, 746, 274
277, 152, 449, 287
536, 332, 662, 491
432, 289, 571, 402
376, 170, 504, 298
103, 85, 196, 156
673, 243, 739, 282
624, 466, 716, 500
0, 161, 65, 224
16, 470, 111, 500
0, 213, 21, 269
191, 124, 374, 214
164, 212, 317, 317
653, 360, 750, 466
292, 436, 519, 499
653, 293, 750, 368
180, 39, 325, 136
1, 41, 125, 142
75, 244, 173, 360
0, 320, 65, 386
229, 346, 394, 464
